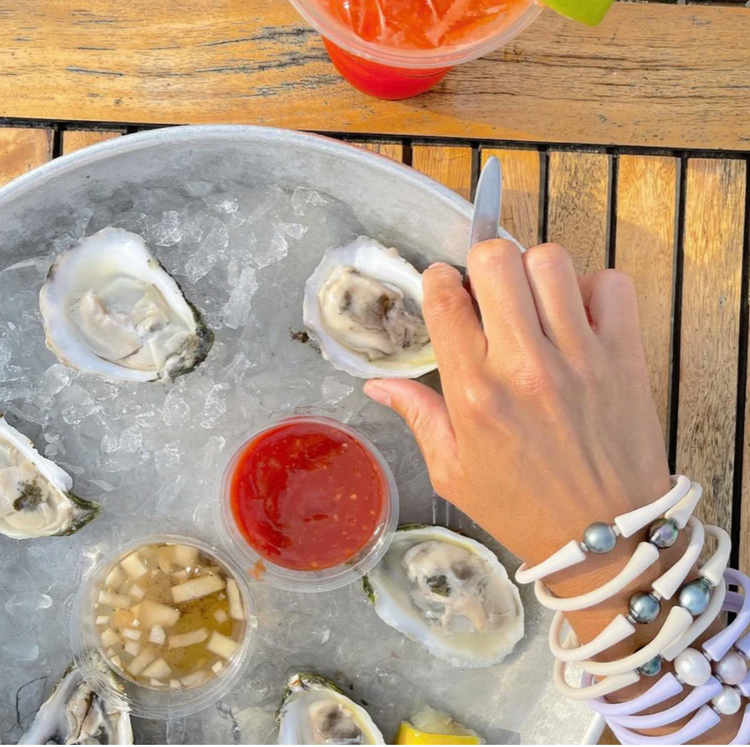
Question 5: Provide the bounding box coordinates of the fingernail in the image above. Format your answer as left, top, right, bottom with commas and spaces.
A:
426, 262, 451, 272
364, 380, 392, 407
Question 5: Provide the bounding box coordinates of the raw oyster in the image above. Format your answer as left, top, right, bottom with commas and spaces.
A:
364, 526, 524, 668
277, 672, 385, 745
0, 415, 98, 539
303, 237, 436, 379
18, 662, 133, 745
40, 227, 213, 383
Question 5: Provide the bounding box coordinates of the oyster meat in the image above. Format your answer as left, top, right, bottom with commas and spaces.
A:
303, 237, 436, 379
0, 415, 99, 539
40, 227, 213, 383
365, 526, 524, 668
18, 662, 133, 745
277, 673, 385, 745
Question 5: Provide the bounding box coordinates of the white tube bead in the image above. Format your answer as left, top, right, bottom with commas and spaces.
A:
549, 611, 635, 663
614, 475, 691, 537
580, 607, 693, 677
700, 525, 731, 586
515, 540, 586, 585
553, 657, 640, 701
651, 517, 704, 600
535, 542, 660, 612
665, 481, 702, 529
661, 577, 727, 661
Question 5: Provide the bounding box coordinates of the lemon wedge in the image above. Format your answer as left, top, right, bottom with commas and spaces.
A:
396, 723, 482, 745
541, 0, 615, 26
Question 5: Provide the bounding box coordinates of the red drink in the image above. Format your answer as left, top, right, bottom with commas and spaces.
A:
290, 0, 541, 98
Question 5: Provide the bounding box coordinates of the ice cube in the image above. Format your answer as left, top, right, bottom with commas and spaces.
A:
144, 210, 183, 247
223, 267, 258, 329
40, 364, 72, 395
252, 227, 288, 270
322, 376, 354, 404
4, 591, 54, 617
280, 222, 308, 241
291, 186, 328, 216
162, 387, 191, 427
185, 218, 230, 283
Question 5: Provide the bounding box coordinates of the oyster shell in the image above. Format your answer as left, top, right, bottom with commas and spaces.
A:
364, 526, 524, 668
277, 673, 385, 745
303, 237, 436, 379
0, 415, 99, 539
18, 662, 133, 745
40, 227, 213, 383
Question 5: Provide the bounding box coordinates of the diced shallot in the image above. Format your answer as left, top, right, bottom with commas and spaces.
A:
168, 628, 209, 649
227, 579, 244, 620
149, 625, 166, 645
128, 648, 157, 676
206, 631, 238, 659
171, 574, 224, 604
142, 658, 171, 678
121, 552, 149, 580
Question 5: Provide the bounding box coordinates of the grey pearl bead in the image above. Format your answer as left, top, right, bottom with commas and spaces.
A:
637, 655, 663, 677
628, 591, 661, 624
582, 522, 617, 554
648, 518, 680, 549
679, 577, 713, 616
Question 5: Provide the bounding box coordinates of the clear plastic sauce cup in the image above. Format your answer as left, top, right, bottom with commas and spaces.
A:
288, 0, 543, 99
71, 534, 255, 720
221, 415, 399, 593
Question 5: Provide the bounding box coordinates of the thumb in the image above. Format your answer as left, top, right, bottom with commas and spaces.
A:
363, 378, 458, 489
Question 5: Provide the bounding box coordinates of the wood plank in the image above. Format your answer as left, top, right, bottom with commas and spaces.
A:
354, 141, 404, 162
62, 129, 122, 154
677, 158, 746, 534
412, 145, 473, 201
546, 151, 610, 274
0, 3, 748, 151
615, 155, 679, 443
481, 148, 541, 249
0, 128, 53, 188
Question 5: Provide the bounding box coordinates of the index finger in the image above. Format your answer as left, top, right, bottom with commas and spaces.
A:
422, 262, 487, 376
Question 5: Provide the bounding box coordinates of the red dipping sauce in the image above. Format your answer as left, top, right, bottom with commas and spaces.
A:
229, 418, 390, 572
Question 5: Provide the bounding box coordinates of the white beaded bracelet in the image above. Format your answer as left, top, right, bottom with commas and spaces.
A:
549, 613, 635, 663
516, 476, 696, 584
535, 542, 660, 612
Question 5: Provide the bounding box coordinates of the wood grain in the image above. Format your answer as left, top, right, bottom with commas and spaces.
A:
354, 141, 404, 162
615, 155, 679, 442
62, 129, 122, 154
481, 148, 541, 249
677, 159, 746, 533
546, 151, 610, 274
412, 145, 473, 201
0, 128, 53, 188
0, 2, 748, 151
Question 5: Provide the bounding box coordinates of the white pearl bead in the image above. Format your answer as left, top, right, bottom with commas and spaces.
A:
675, 648, 712, 686
713, 651, 748, 686
711, 685, 742, 715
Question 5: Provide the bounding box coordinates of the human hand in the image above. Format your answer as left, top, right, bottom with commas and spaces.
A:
364, 240, 671, 589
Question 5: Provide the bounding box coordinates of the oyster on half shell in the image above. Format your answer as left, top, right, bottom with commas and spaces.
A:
40, 228, 213, 383
277, 673, 385, 745
0, 415, 99, 539
18, 662, 133, 745
364, 526, 524, 668
303, 237, 436, 379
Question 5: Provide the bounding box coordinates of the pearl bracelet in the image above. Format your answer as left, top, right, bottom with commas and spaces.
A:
516, 476, 697, 585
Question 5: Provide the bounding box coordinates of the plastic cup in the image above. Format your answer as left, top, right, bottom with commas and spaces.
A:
70, 534, 255, 720
288, 0, 543, 99
221, 415, 399, 593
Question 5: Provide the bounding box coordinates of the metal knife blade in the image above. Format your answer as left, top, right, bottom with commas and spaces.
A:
468, 156, 502, 252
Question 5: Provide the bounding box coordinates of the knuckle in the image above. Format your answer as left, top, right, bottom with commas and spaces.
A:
597, 268, 635, 296
462, 375, 496, 413
524, 242, 570, 272
425, 287, 463, 322
468, 239, 519, 274
509, 356, 555, 398
569, 354, 606, 386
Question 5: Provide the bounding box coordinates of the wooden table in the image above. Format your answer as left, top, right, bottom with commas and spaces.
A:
0, 0, 749, 719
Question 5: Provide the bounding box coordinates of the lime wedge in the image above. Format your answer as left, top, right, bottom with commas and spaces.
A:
541, 0, 615, 26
